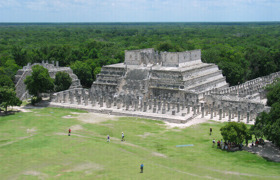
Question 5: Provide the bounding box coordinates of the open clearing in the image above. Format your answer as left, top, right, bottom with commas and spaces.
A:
1, 107, 280, 179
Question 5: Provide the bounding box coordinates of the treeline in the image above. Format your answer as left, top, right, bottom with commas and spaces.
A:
1, 23, 280, 88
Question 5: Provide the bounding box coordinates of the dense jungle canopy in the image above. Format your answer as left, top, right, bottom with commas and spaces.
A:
0, 22, 280, 88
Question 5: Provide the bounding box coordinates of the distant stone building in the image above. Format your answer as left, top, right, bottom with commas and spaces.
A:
15, 61, 81, 100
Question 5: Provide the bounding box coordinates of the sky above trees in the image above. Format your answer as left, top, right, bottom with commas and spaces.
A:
0, 0, 279, 22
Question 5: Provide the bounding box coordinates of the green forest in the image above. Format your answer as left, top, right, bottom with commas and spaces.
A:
1, 22, 280, 88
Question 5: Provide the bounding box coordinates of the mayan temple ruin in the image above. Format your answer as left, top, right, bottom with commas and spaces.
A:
16, 48, 280, 124
15, 61, 81, 100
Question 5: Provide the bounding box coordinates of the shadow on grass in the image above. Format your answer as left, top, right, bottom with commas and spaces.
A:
0, 110, 19, 116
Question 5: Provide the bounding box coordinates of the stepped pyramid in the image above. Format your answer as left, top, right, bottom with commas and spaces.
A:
92, 48, 228, 99
15, 61, 81, 100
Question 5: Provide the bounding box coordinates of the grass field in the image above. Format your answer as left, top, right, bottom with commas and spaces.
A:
0, 107, 280, 180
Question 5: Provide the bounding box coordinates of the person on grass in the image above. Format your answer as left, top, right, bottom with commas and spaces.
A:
107, 135, 110, 142
212, 139, 215, 148
68, 128, 71, 136
122, 132, 125, 141
140, 163, 144, 173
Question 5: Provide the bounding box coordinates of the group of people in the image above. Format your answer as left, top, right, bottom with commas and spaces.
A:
213, 139, 231, 150
252, 138, 265, 147
210, 128, 243, 150
213, 138, 243, 150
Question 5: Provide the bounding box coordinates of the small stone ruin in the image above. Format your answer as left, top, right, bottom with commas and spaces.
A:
18, 48, 280, 124
15, 60, 81, 100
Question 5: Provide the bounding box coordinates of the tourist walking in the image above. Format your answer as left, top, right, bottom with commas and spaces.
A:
107, 135, 110, 142
217, 140, 220, 149
212, 139, 215, 148
68, 128, 71, 136
121, 132, 125, 141
140, 163, 144, 173
210, 128, 212, 135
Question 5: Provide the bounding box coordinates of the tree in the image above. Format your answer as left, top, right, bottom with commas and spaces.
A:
24, 65, 54, 98
0, 75, 14, 89
156, 42, 173, 52
250, 112, 267, 139
218, 61, 244, 86
220, 122, 251, 149
54, 71, 72, 92
11, 46, 28, 67
0, 87, 22, 113
70, 61, 92, 88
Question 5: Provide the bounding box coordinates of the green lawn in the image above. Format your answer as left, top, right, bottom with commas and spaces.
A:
0, 107, 279, 179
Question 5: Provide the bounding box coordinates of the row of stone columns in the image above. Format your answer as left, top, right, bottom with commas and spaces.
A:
52, 88, 263, 123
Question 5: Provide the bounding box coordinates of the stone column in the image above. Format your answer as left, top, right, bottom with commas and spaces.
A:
162, 99, 166, 114
228, 109, 231, 122
122, 96, 126, 107
210, 107, 213, 119
219, 109, 222, 120
100, 96, 103, 107
246, 111, 250, 123
148, 99, 152, 110
117, 98, 121, 109
91, 95, 96, 106
238, 110, 241, 122
63, 92, 66, 103
181, 102, 185, 111
113, 97, 117, 106
134, 99, 139, 111
167, 102, 170, 111
81, 89, 86, 105
187, 104, 190, 114
139, 98, 143, 111
143, 101, 147, 112
126, 100, 129, 110
250, 110, 254, 121
107, 97, 111, 108
177, 103, 180, 113
172, 110, 176, 115
84, 92, 88, 106
70, 90, 74, 104
77, 93, 81, 105
158, 100, 161, 111
193, 105, 196, 115
201, 105, 205, 118
214, 106, 216, 117
153, 106, 157, 113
